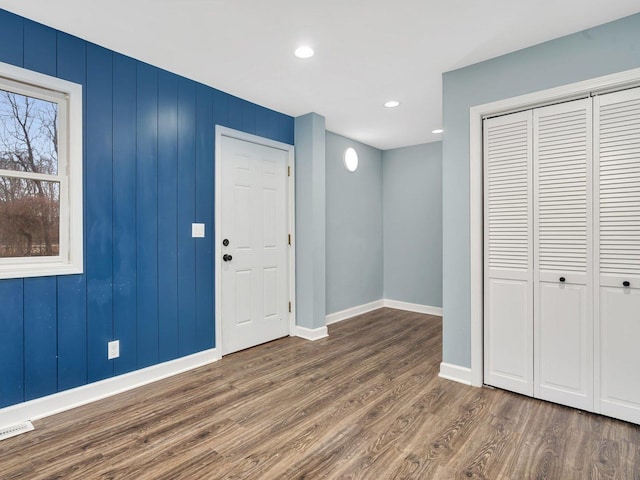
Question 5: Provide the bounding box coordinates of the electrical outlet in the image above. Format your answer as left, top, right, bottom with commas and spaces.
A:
108, 340, 120, 360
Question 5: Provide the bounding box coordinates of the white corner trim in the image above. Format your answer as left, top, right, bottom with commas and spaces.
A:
0, 348, 220, 431
325, 300, 384, 325
293, 325, 328, 341
383, 299, 443, 316
439, 362, 473, 386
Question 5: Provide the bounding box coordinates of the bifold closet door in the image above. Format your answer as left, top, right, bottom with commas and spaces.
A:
533, 99, 593, 411
483, 111, 534, 396
595, 87, 640, 424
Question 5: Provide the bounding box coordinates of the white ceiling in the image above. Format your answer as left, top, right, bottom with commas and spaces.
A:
2, 1, 639, 150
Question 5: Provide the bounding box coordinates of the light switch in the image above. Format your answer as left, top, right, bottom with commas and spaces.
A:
192, 223, 205, 238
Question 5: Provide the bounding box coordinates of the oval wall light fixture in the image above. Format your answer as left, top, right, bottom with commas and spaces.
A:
294, 46, 314, 59
344, 147, 359, 172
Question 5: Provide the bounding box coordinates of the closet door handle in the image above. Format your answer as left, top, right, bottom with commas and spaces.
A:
623, 281, 631, 287
559, 277, 566, 283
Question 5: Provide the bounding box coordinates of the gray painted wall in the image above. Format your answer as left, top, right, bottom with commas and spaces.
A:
294, 113, 326, 329
442, 13, 640, 367
383, 142, 442, 307
326, 131, 383, 314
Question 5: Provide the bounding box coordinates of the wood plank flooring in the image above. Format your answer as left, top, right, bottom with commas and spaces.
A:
1, 308, 639, 479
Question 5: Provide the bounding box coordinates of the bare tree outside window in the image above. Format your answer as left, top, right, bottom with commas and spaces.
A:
0, 90, 60, 258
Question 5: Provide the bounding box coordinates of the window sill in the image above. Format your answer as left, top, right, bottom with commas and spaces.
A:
0, 262, 83, 280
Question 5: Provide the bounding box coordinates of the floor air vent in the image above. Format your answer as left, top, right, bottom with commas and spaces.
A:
0, 421, 34, 441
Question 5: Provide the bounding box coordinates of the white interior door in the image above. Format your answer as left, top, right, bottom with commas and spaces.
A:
483, 110, 534, 396
594, 87, 640, 424
533, 99, 594, 411
220, 135, 290, 355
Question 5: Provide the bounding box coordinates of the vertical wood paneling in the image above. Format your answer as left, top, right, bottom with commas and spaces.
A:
195, 85, 215, 350
212, 89, 229, 128
86, 44, 114, 382
177, 78, 198, 356
0, 280, 24, 407
0, 9, 23, 66
158, 71, 180, 361
0, 10, 294, 410
0, 12, 26, 407
112, 53, 138, 375
279, 112, 295, 145
241, 99, 257, 135
22, 17, 59, 402
56, 32, 88, 390
268, 111, 284, 144
24, 278, 57, 400
136, 63, 159, 368
255, 106, 270, 138
57, 275, 87, 390
23, 19, 56, 74
228, 96, 243, 130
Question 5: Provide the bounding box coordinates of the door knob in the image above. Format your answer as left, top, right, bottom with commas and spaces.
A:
623, 281, 631, 287
223, 239, 229, 247
223, 254, 233, 262
559, 277, 566, 283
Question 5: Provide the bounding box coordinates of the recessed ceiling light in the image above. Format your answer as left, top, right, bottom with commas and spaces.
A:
384, 100, 400, 108
294, 46, 314, 59
432, 128, 444, 134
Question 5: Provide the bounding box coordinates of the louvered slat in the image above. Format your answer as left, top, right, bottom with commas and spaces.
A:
536, 104, 590, 273
483, 110, 533, 397
486, 118, 530, 271
598, 93, 640, 277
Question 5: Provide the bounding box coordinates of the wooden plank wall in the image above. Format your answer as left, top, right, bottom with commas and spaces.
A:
0, 9, 294, 409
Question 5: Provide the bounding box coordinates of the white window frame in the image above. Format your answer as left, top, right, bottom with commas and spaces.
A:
0, 61, 83, 279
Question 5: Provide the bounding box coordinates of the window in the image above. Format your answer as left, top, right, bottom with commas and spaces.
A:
0, 62, 83, 279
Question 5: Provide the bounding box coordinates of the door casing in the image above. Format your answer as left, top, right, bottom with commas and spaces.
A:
214, 125, 296, 356
467, 67, 640, 387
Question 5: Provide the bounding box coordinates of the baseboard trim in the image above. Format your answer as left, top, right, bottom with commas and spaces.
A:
293, 325, 328, 341
439, 362, 472, 386
325, 300, 385, 325
324, 299, 442, 326
383, 299, 442, 316
0, 348, 221, 430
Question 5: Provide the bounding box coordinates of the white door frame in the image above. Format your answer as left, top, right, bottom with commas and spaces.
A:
215, 125, 296, 356
468, 67, 640, 387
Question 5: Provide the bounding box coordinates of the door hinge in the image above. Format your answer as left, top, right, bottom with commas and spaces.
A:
288, 233, 291, 245
288, 166, 291, 177
288, 301, 292, 313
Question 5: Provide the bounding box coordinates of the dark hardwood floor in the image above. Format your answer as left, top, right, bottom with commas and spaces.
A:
1, 308, 639, 479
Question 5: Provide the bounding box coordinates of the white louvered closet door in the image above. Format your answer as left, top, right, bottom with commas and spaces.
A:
483, 111, 534, 396
594, 87, 640, 424
533, 99, 594, 411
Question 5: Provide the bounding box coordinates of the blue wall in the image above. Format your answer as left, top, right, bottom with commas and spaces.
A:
326, 132, 383, 314
383, 142, 442, 307
0, 9, 293, 408
442, 13, 640, 368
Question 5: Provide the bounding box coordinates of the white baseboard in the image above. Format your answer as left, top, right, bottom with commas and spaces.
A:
0, 348, 221, 431
324, 299, 442, 326
439, 362, 472, 386
293, 325, 328, 341
383, 299, 443, 316
325, 300, 384, 325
